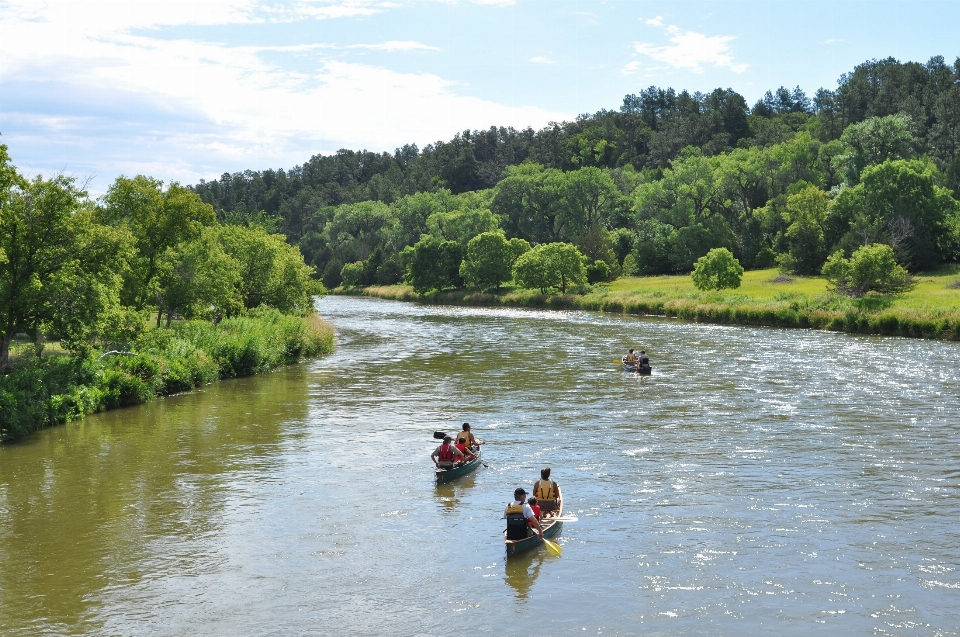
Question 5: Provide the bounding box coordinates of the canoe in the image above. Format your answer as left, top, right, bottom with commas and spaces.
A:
621, 356, 652, 375
504, 500, 564, 557
435, 448, 482, 484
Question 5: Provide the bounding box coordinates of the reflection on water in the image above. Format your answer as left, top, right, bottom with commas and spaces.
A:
435, 472, 478, 512
503, 549, 554, 600
2, 296, 960, 636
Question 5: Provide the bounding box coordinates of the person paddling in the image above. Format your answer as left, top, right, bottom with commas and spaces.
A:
505, 488, 543, 540
624, 348, 638, 363
456, 423, 482, 450
431, 436, 464, 469
533, 467, 561, 515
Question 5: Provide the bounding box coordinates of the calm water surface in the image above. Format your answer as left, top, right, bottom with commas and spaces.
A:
1, 296, 959, 636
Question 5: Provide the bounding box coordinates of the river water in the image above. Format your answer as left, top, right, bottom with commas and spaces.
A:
1, 296, 959, 636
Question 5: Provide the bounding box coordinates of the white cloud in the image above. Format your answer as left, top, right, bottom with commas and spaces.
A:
349, 40, 440, 51
620, 61, 641, 75
644, 16, 664, 27
530, 56, 554, 65
0, 0, 565, 188
633, 23, 747, 74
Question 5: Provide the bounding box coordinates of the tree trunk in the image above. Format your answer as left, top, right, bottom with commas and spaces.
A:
0, 334, 10, 371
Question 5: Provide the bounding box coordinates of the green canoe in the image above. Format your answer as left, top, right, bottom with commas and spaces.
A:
435, 448, 482, 484
504, 500, 563, 557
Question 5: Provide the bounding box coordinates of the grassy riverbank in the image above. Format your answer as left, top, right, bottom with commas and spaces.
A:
349, 267, 960, 340
0, 308, 334, 443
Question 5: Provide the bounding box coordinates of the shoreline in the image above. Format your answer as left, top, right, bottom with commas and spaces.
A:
340, 269, 960, 341
0, 310, 335, 443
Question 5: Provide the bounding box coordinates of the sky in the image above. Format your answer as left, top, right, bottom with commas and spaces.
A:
1, 0, 959, 194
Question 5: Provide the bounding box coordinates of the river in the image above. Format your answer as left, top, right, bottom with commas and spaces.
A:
1, 296, 959, 636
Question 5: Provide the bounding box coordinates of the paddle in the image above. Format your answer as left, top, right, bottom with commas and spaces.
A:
543, 538, 562, 555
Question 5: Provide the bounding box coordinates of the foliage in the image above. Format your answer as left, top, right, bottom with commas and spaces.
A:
831, 159, 959, 270
780, 185, 831, 274
822, 243, 915, 298
340, 261, 365, 287
691, 248, 744, 290
155, 226, 242, 326
512, 242, 587, 294
0, 310, 334, 442
99, 175, 216, 310
1, 163, 129, 368
216, 223, 323, 314
837, 114, 916, 185
406, 236, 464, 293
459, 231, 515, 290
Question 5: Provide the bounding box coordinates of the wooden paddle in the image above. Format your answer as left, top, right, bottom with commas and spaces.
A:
543, 538, 562, 555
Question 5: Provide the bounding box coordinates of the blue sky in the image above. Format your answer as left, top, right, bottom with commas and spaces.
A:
1, 0, 958, 193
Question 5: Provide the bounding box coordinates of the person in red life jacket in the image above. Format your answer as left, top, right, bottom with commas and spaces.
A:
453, 439, 476, 462
527, 496, 542, 526
431, 436, 464, 469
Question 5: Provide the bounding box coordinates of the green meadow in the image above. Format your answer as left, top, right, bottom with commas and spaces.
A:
356, 266, 960, 340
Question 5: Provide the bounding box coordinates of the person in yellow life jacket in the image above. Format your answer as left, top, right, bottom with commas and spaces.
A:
505, 488, 542, 541
431, 436, 464, 469
624, 348, 638, 363
456, 423, 482, 451
533, 467, 561, 515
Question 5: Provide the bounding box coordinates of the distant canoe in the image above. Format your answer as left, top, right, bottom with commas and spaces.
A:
621, 356, 652, 375
435, 448, 482, 484
504, 500, 564, 557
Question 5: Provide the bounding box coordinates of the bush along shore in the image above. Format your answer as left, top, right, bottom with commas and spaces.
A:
346, 267, 960, 341
0, 309, 334, 443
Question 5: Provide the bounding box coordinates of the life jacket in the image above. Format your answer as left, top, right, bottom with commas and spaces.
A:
528, 504, 541, 526
457, 431, 472, 447
438, 444, 455, 462
505, 501, 528, 540
455, 442, 468, 455
535, 479, 556, 500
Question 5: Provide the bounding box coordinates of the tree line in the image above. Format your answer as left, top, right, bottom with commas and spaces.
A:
187, 55, 960, 295
0, 151, 322, 371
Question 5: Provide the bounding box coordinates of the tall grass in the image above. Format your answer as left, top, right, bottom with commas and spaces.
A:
0, 309, 334, 442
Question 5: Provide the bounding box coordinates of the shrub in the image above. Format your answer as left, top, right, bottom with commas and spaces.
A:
822, 243, 915, 298
691, 248, 744, 291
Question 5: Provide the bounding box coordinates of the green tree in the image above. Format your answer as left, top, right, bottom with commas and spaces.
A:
340, 261, 365, 287
155, 227, 242, 326
99, 176, 216, 310
426, 207, 500, 245
492, 163, 566, 244
459, 231, 514, 290
512, 242, 587, 294
837, 114, 915, 185
822, 243, 914, 298
217, 224, 323, 314
830, 159, 959, 270
1, 164, 129, 367
780, 185, 830, 274
691, 247, 744, 291
406, 236, 464, 293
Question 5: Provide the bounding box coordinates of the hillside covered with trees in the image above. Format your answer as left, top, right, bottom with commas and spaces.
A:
190, 55, 960, 294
